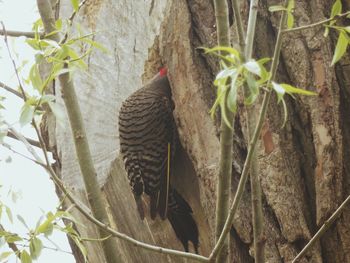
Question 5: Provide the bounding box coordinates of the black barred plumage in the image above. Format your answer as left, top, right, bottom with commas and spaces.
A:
118, 70, 199, 253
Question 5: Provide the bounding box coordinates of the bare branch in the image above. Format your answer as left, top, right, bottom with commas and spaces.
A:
2, 142, 45, 167
0, 29, 39, 38
6, 124, 44, 163
1, 22, 27, 101
0, 81, 24, 99
292, 194, 350, 262
16, 243, 73, 255
6, 130, 48, 150
283, 11, 350, 34
242, 0, 265, 261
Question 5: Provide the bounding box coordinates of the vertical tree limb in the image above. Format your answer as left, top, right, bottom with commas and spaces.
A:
212, 0, 232, 262
243, 0, 265, 262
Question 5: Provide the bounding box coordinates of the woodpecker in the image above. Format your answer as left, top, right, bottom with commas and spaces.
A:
118, 68, 199, 253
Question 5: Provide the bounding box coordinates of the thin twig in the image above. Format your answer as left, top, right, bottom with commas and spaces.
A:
61, 0, 89, 43
0, 29, 40, 38
15, 243, 73, 255
0, 81, 24, 98
6, 125, 43, 163
6, 130, 46, 150
292, 194, 350, 262
2, 142, 44, 167
283, 11, 350, 34
1, 22, 27, 101
242, 0, 265, 262
209, 1, 288, 260
0, 81, 44, 111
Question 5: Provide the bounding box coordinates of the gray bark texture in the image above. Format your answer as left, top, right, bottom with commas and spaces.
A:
44, 0, 350, 262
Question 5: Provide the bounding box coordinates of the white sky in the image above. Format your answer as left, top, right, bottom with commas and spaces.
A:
0, 0, 74, 262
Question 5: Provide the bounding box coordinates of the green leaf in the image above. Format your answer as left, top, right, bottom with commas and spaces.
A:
5, 206, 13, 223
344, 26, 350, 34
280, 83, 317, 96
214, 68, 236, 85
243, 60, 261, 76
55, 19, 63, 31
41, 39, 61, 49
40, 94, 56, 104
0, 251, 12, 261
71, 236, 87, 262
29, 64, 43, 91
227, 77, 238, 113
82, 38, 109, 53
29, 237, 43, 260
257, 57, 271, 65
0, 122, 8, 144
331, 0, 342, 18
220, 90, 233, 129
52, 67, 76, 78
36, 219, 54, 236
226, 67, 240, 113
268, 5, 286, 12
0, 237, 5, 247
5, 234, 22, 243
325, 0, 342, 37
203, 46, 241, 61
331, 31, 349, 66
210, 84, 227, 119
0, 205, 3, 221
280, 98, 288, 128
25, 39, 40, 50
20, 250, 32, 263
17, 215, 29, 230
287, 0, 295, 11
287, 12, 294, 29
34, 53, 44, 64
286, 0, 295, 28
19, 104, 35, 127
272, 82, 285, 102
244, 73, 259, 105
48, 102, 65, 126
324, 27, 330, 38
71, 0, 79, 12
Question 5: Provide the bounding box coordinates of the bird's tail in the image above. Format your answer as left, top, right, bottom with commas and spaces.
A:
167, 188, 199, 253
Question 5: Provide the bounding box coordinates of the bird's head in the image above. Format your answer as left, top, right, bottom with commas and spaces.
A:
159, 67, 167, 77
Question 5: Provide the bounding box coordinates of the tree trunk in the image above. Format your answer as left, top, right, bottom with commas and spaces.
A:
47, 0, 350, 262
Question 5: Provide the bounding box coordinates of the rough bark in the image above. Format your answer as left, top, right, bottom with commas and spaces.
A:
47, 0, 350, 262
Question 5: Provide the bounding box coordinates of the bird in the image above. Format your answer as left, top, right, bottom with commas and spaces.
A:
118, 67, 199, 253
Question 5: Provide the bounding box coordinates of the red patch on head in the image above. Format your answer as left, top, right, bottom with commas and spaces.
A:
159, 67, 167, 76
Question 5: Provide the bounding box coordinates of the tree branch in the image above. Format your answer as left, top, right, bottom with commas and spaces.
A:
6, 130, 47, 150
292, 194, 350, 262
1, 22, 27, 101
0, 29, 39, 38
282, 11, 350, 34
213, 0, 232, 262
209, 1, 288, 261
242, 0, 265, 262
0, 81, 24, 99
